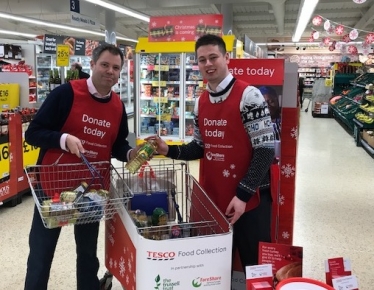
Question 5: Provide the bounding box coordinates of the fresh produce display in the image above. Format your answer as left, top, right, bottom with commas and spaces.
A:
355, 112, 374, 123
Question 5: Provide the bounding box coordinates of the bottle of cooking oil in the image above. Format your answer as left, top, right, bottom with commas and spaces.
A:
125, 140, 157, 174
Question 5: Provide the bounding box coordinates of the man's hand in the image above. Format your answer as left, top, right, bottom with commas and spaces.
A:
66, 134, 85, 158
225, 196, 246, 224
145, 135, 169, 156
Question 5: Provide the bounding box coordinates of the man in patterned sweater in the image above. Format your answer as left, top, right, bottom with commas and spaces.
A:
151, 34, 275, 272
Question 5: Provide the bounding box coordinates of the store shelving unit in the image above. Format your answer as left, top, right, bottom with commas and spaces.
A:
36, 55, 55, 103
133, 37, 237, 145
298, 67, 330, 87
114, 60, 134, 115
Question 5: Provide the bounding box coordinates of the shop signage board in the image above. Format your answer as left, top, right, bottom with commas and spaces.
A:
70, 11, 100, 29
70, 0, 80, 13
228, 59, 285, 85
148, 14, 223, 42
43, 34, 105, 56
279, 54, 359, 67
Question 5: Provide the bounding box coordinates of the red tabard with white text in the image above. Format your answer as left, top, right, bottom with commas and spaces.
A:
198, 80, 260, 213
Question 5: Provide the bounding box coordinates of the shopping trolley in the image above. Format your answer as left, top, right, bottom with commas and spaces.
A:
24, 154, 133, 229
101, 159, 233, 290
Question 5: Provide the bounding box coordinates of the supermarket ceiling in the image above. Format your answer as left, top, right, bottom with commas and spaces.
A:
0, 0, 373, 44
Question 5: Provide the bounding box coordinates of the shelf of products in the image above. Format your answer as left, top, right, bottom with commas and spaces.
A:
28, 76, 37, 103
136, 51, 204, 142
114, 60, 134, 115
36, 55, 58, 103
298, 67, 330, 87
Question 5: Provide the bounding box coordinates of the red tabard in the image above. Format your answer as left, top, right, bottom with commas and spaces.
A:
40, 80, 123, 196
198, 80, 260, 214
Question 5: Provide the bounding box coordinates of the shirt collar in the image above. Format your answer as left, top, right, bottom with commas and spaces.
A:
86, 77, 111, 99
206, 74, 233, 93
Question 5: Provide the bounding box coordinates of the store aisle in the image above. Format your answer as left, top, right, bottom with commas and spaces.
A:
1, 110, 374, 289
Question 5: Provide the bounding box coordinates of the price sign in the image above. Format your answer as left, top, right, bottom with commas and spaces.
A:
153, 97, 168, 103
151, 81, 167, 87
56, 44, 70, 67
0, 142, 10, 179
22, 139, 40, 167
154, 65, 169, 71
156, 114, 172, 121
0, 83, 20, 109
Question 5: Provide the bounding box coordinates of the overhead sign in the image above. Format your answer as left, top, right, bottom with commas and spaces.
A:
148, 14, 223, 42
43, 34, 105, 56
70, 11, 100, 29
70, 0, 80, 13
56, 44, 70, 67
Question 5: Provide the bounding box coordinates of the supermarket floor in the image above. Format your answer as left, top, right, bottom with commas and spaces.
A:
1, 110, 374, 289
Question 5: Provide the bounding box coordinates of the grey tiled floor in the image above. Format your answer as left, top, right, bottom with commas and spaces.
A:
1, 110, 374, 289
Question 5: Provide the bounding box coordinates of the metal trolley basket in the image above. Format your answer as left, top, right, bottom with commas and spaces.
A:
24, 154, 133, 229
101, 160, 233, 290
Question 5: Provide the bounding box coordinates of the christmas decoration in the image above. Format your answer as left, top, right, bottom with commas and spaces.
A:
365, 33, 374, 44
342, 34, 351, 43
323, 37, 331, 45
347, 45, 358, 54
349, 29, 359, 40
335, 42, 343, 50
312, 15, 323, 26
308, 37, 314, 42
312, 31, 320, 40
324, 20, 331, 31
352, 0, 366, 3
335, 25, 344, 35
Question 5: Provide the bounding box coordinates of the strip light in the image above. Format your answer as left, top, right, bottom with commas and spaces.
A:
0, 29, 37, 38
83, 0, 150, 22
292, 0, 319, 42
0, 12, 138, 43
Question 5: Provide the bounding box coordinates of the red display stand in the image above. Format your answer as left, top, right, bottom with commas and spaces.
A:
0, 113, 38, 206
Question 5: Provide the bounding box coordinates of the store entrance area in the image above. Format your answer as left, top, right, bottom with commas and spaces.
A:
1, 111, 374, 289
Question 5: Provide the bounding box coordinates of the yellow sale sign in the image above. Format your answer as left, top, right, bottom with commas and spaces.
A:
0, 83, 20, 109
56, 44, 70, 67
22, 139, 39, 167
0, 142, 10, 179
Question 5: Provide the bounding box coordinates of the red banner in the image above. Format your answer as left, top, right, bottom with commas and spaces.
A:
228, 59, 285, 85
148, 14, 223, 42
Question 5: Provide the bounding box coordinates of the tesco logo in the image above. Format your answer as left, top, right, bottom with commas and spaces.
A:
146, 251, 176, 261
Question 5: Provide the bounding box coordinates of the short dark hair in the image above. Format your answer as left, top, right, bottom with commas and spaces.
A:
92, 43, 124, 67
74, 63, 82, 70
195, 34, 226, 55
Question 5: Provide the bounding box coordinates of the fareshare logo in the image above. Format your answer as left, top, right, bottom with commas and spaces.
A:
192, 276, 222, 287
192, 278, 202, 288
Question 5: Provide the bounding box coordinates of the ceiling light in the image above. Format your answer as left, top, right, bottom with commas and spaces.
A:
0, 29, 37, 38
83, 0, 150, 22
0, 12, 138, 43
292, 0, 319, 42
